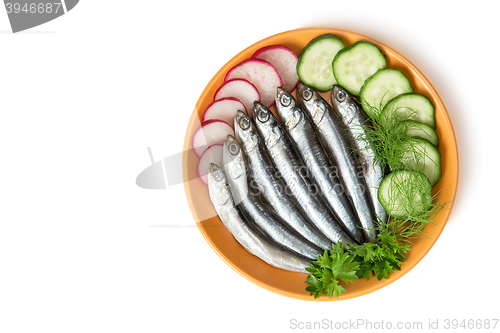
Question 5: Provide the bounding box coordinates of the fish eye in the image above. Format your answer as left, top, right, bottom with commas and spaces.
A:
302, 88, 313, 101
336, 91, 347, 102
228, 142, 240, 155
257, 109, 270, 123
280, 94, 291, 107
239, 116, 250, 130
212, 169, 223, 181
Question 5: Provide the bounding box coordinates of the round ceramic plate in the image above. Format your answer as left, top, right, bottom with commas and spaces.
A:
182, 28, 458, 301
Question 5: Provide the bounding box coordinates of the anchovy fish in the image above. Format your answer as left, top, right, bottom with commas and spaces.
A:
221, 134, 322, 260
296, 83, 377, 242
208, 163, 311, 273
252, 102, 356, 246
330, 85, 388, 225
275, 87, 364, 244
234, 110, 332, 249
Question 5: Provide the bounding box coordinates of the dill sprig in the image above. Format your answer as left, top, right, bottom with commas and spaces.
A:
356, 103, 420, 171
306, 99, 448, 299
382, 186, 447, 241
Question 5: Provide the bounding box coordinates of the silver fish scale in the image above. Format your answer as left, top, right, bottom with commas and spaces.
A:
240, 131, 333, 250
208, 166, 310, 273
222, 138, 322, 260
284, 109, 365, 244
301, 91, 377, 243
253, 109, 356, 246
330, 86, 388, 225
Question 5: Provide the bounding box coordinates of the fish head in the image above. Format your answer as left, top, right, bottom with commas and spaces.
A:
207, 163, 232, 209
222, 134, 246, 179
296, 82, 327, 125
276, 87, 302, 130
234, 110, 259, 152
296, 82, 320, 109
253, 101, 282, 148
222, 134, 248, 204
331, 85, 358, 123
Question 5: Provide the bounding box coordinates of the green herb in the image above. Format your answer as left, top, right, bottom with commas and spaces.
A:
305, 227, 412, 298
305, 243, 359, 299
349, 231, 410, 281
305, 100, 447, 299
385, 192, 447, 240
357, 103, 430, 172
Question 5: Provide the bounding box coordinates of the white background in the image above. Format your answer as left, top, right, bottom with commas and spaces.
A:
1, 1, 499, 332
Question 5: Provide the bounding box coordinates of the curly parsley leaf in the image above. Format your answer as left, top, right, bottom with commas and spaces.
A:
305, 231, 412, 298
353, 231, 410, 281
304, 99, 449, 299
305, 243, 359, 299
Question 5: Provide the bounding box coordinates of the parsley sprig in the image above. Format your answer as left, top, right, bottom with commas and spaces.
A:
305, 230, 410, 299
305, 243, 359, 299
305, 99, 448, 299
350, 231, 410, 281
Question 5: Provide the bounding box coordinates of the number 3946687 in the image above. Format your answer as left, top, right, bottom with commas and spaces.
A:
5, 3, 62, 14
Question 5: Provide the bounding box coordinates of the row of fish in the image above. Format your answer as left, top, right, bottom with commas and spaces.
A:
207, 83, 387, 273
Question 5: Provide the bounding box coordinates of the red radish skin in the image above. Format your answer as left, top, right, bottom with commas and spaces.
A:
214, 79, 260, 118
202, 97, 247, 126
224, 59, 283, 108
192, 120, 234, 158
252, 45, 300, 93
198, 144, 223, 185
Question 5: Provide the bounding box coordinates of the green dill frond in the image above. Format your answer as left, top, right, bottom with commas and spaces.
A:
305, 97, 448, 298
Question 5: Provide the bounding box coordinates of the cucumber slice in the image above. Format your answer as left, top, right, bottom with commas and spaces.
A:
360, 68, 414, 118
399, 138, 441, 186
378, 170, 433, 219
398, 120, 439, 147
332, 41, 386, 96
296, 34, 345, 91
381, 93, 436, 129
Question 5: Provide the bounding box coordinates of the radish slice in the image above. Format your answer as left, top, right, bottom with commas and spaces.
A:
202, 97, 247, 126
214, 79, 260, 118
252, 45, 299, 92
192, 120, 234, 158
198, 144, 223, 185
224, 59, 283, 108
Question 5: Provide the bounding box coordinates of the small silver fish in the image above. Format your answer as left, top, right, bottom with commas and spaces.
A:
253, 102, 356, 246
222, 134, 322, 260
208, 163, 311, 273
296, 83, 377, 243
234, 110, 332, 249
276, 87, 364, 244
331, 85, 388, 225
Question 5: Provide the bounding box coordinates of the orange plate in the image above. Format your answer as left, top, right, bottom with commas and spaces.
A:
182, 28, 459, 301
